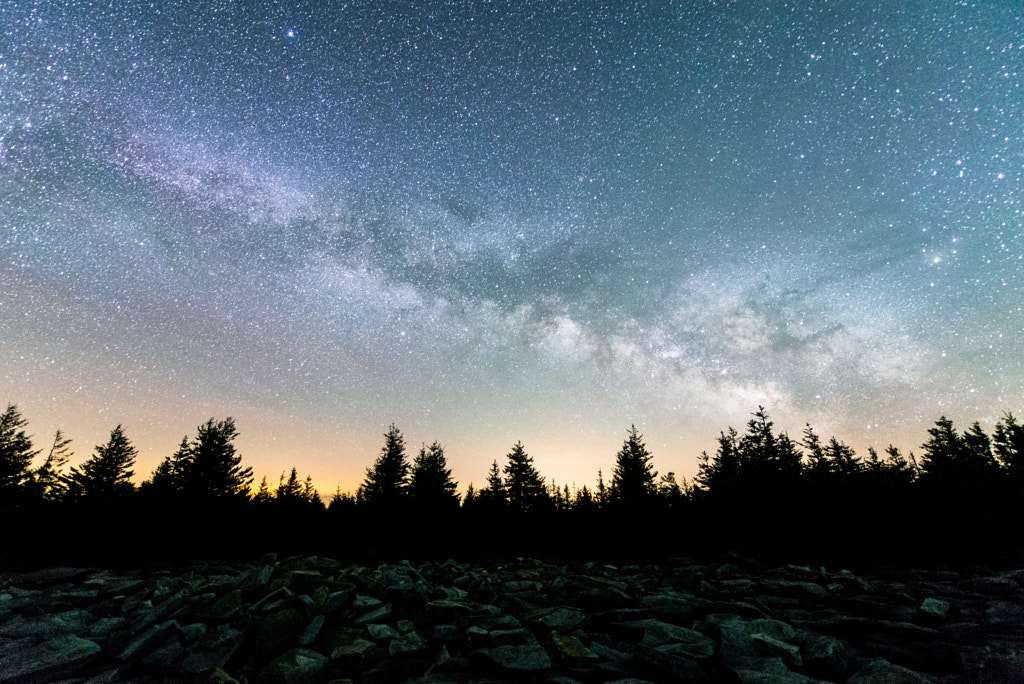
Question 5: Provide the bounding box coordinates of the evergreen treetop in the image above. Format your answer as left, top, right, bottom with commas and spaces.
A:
65, 425, 137, 500
0, 404, 38, 494
503, 441, 547, 513
410, 441, 459, 511
361, 423, 410, 507
186, 417, 253, 499
610, 424, 657, 508
34, 429, 72, 502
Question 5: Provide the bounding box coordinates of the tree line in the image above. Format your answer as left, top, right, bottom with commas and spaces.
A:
2, 402, 1023, 566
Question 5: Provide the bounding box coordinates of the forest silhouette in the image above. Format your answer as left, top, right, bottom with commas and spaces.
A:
2, 402, 1023, 569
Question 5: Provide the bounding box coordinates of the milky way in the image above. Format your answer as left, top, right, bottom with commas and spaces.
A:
2, 1, 1022, 492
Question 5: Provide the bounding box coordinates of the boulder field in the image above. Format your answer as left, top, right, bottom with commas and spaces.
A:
2, 554, 1023, 682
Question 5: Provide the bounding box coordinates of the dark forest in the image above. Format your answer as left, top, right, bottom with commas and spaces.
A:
3, 403, 1023, 569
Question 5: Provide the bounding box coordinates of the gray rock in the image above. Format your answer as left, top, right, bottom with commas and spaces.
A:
322, 588, 351, 614
353, 594, 384, 610
0, 634, 101, 680
638, 620, 715, 659
119, 619, 180, 662
640, 591, 697, 617
712, 615, 801, 667
750, 632, 803, 667
198, 588, 243, 620
590, 640, 631, 662
535, 606, 587, 632
178, 623, 244, 673
367, 623, 400, 641
389, 628, 428, 655
329, 633, 377, 665
986, 599, 1024, 624
256, 607, 306, 655
0, 608, 94, 639
236, 563, 275, 593
551, 632, 599, 661
16, 567, 92, 586
477, 642, 553, 671
800, 633, 855, 681
83, 573, 144, 597
919, 597, 950, 621
259, 647, 330, 684
847, 658, 930, 684
88, 616, 127, 639
760, 579, 830, 600
727, 656, 817, 684
636, 644, 711, 683
354, 603, 392, 625
297, 615, 325, 646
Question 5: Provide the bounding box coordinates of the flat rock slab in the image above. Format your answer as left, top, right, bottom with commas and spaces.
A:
0, 634, 101, 679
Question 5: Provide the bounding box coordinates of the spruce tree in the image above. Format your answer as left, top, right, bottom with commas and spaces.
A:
0, 404, 38, 495
361, 423, 410, 507
658, 472, 684, 503
920, 417, 998, 484
146, 436, 191, 494
994, 413, 1024, 479
409, 441, 459, 512
695, 427, 741, 494
503, 441, 547, 513
65, 425, 137, 500
479, 459, 506, 507
34, 429, 72, 502
253, 476, 273, 505
277, 468, 303, 501
182, 418, 253, 499
595, 468, 608, 506
610, 425, 657, 508
302, 474, 322, 507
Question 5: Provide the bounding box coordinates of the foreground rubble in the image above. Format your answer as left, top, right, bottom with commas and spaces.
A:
2, 554, 1023, 683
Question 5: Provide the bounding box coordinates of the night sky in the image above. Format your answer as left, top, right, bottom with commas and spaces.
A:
2, 1, 1022, 495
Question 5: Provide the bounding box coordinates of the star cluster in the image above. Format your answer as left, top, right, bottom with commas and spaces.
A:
2, 1, 1022, 491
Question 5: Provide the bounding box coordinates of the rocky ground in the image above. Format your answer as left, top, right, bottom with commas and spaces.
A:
2, 553, 1023, 683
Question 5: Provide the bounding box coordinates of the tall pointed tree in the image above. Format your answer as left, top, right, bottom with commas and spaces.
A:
145, 436, 191, 494
277, 467, 303, 501
610, 425, 657, 509
183, 418, 253, 499
409, 441, 459, 512
477, 459, 507, 508
920, 417, 998, 484
503, 441, 547, 513
994, 413, 1024, 480
361, 423, 410, 507
65, 425, 137, 500
34, 429, 72, 502
0, 404, 38, 496
696, 426, 741, 494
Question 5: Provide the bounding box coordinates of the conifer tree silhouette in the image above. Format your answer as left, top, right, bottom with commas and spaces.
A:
145, 436, 191, 495
0, 404, 38, 497
33, 429, 72, 502
277, 467, 303, 501
65, 425, 137, 500
409, 441, 459, 512
994, 413, 1024, 480
361, 423, 410, 507
696, 427, 741, 495
503, 441, 547, 513
610, 425, 657, 509
920, 417, 998, 484
479, 459, 507, 507
183, 418, 253, 499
